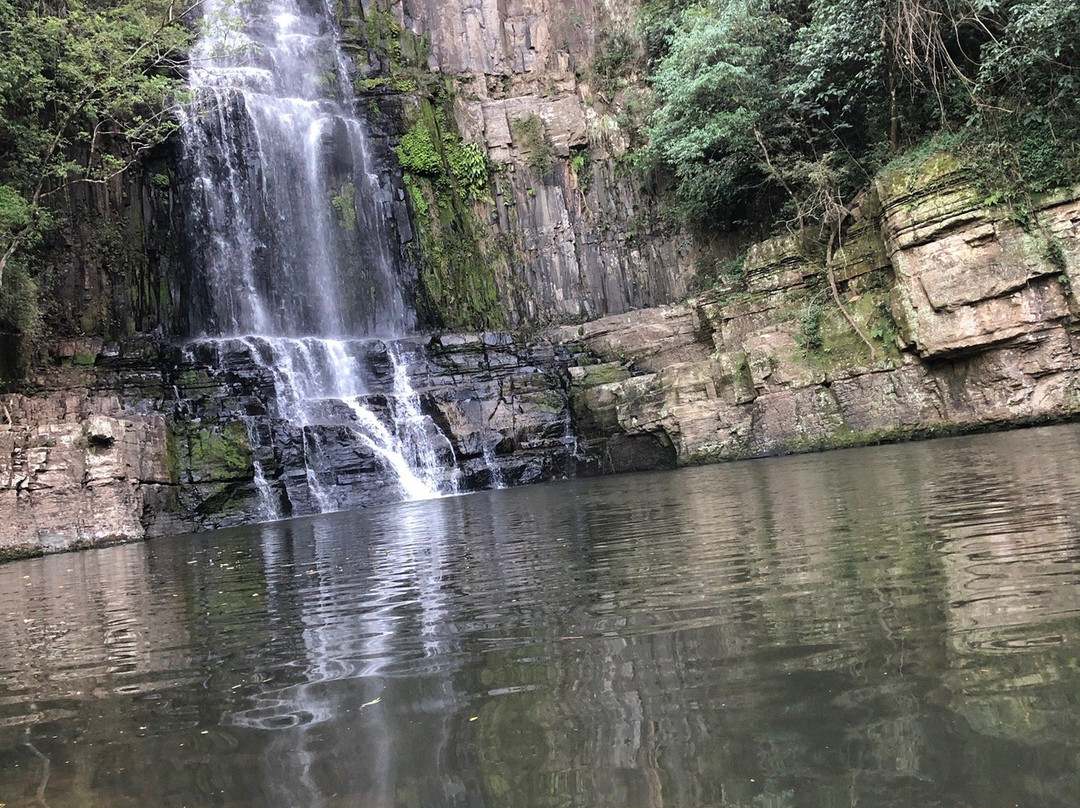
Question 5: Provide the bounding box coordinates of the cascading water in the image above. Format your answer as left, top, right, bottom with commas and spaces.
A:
180, 0, 453, 516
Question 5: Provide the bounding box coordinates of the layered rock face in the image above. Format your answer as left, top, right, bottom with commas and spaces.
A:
5, 155, 1080, 557
5, 153, 1080, 558
563, 159, 1080, 464
401, 0, 694, 323
0, 346, 171, 558
0, 332, 585, 556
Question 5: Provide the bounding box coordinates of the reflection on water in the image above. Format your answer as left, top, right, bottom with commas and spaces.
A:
2, 425, 1080, 807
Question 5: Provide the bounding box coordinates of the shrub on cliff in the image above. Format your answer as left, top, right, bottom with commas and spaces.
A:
643, 0, 1080, 233
0, 0, 191, 363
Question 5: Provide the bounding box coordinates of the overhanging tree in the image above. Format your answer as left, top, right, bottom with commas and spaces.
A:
0, 0, 192, 298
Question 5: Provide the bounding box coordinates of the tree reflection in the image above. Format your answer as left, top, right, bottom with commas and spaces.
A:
0, 426, 1078, 807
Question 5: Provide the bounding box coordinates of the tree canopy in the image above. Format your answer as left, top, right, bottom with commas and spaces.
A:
0, 0, 190, 353
640, 0, 1080, 231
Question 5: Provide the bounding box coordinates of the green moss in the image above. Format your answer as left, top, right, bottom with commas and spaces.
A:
399, 97, 505, 331
335, 3, 507, 331
365, 8, 404, 61
569, 146, 592, 193
350, 3, 434, 97
876, 136, 966, 198
355, 76, 392, 92
0, 546, 45, 563
169, 420, 253, 485
795, 301, 825, 353
406, 179, 428, 219
176, 368, 215, 389
732, 351, 754, 395
571, 362, 631, 388
819, 290, 900, 366
522, 390, 567, 414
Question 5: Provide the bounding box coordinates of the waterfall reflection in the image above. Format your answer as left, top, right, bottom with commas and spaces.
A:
232, 505, 464, 807
0, 427, 1078, 807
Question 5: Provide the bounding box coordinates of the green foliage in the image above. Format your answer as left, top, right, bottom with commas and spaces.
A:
1045, 239, 1068, 273
448, 142, 490, 200
406, 178, 428, 219
641, 0, 1080, 234
331, 182, 357, 231
0, 257, 43, 376
570, 146, 592, 192
588, 27, 641, 94
365, 9, 405, 64
637, 0, 698, 64
689, 248, 746, 293
0, 185, 31, 238
0, 0, 190, 366
510, 114, 554, 175
397, 121, 444, 177
0, 0, 190, 190
353, 5, 433, 96
646, 0, 794, 226
397, 110, 490, 199
869, 301, 899, 348
398, 98, 503, 331
967, 112, 1080, 213
975, 0, 1080, 104
786, 0, 890, 152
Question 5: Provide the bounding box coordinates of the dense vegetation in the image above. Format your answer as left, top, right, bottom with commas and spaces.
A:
0, 0, 189, 363
628, 0, 1080, 232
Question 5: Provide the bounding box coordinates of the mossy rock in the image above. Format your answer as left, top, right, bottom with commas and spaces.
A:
400, 97, 505, 331
169, 420, 253, 484
876, 150, 969, 202
816, 290, 903, 371
745, 228, 824, 274
0, 546, 45, 563
568, 362, 631, 388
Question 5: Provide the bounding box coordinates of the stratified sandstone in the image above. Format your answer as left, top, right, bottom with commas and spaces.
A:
562, 156, 1080, 466
0, 373, 170, 558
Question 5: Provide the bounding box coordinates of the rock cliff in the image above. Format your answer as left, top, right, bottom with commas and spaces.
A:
395, 0, 695, 324
562, 156, 1080, 465
6, 0, 1080, 560
5, 156, 1080, 558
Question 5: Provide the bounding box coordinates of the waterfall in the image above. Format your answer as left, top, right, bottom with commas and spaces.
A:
180, 0, 452, 516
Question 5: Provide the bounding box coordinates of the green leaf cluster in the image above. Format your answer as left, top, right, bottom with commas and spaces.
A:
397, 108, 491, 199
510, 114, 554, 175
0, 0, 190, 361
0, 0, 189, 192
397, 121, 445, 177
331, 182, 357, 232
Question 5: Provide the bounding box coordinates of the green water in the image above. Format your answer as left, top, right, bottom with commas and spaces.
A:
2, 425, 1079, 807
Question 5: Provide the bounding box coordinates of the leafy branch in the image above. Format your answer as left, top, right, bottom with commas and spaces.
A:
0, 0, 200, 289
